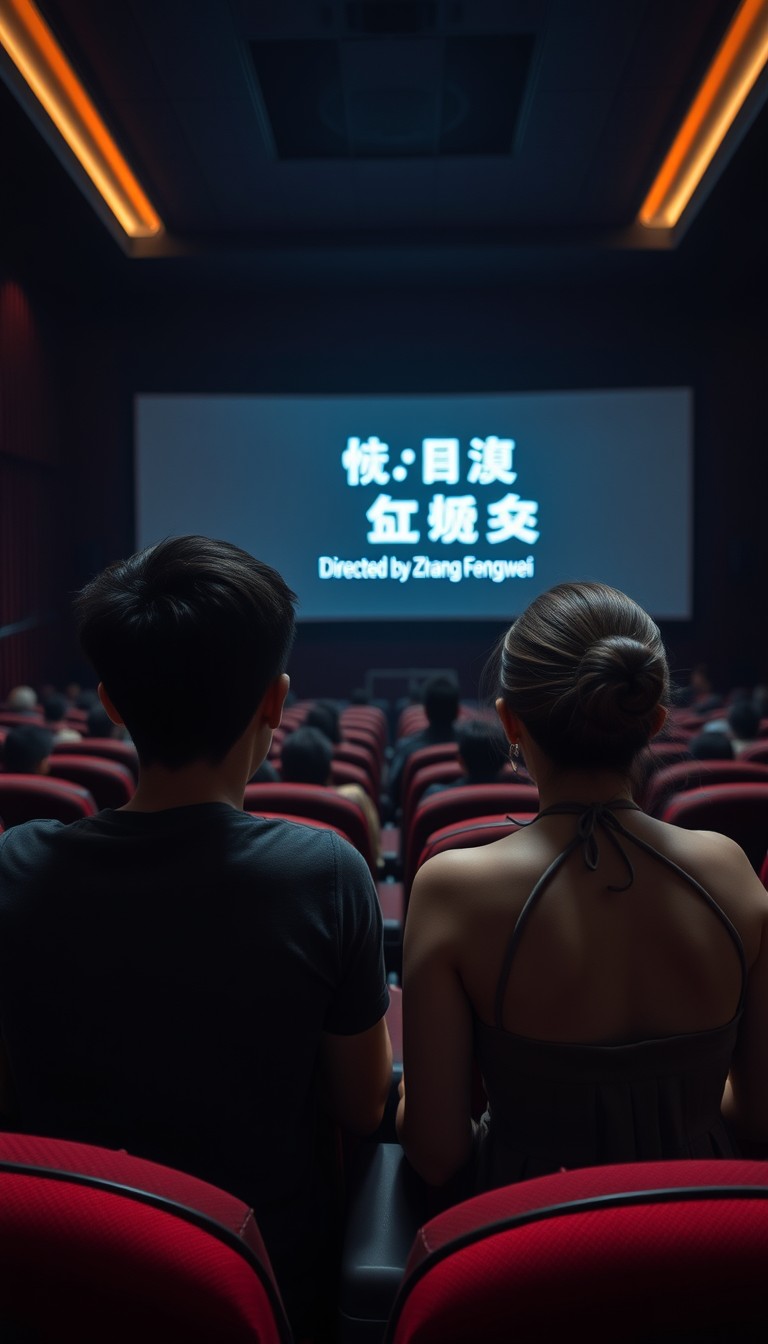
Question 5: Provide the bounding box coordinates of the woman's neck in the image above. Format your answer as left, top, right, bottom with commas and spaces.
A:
531, 766, 635, 813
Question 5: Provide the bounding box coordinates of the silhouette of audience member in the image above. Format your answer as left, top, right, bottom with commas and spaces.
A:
387, 674, 461, 811
728, 702, 761, 755
689, 731, 735, 761
305, 700, 342, 744
85, 703, 131, 742
42, 693, 82, 745
2, 725, 53, 774
422, 718, 508, 799
687, 665, 723, 715
4, 686, 38, 715
0, 535, 391, 1340
281, 725, 383, 867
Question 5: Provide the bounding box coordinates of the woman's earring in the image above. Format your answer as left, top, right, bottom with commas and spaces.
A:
508, 742, 520, 774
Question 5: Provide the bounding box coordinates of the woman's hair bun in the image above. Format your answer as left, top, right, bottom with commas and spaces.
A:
576, 635, 665, 728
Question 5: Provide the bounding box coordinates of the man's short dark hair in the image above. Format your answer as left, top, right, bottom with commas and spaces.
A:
73, 535, 297, 768
3, 725, 53, 774
280, 727, 333, 785
457, 718, 506, 781
423, 675, 459, 728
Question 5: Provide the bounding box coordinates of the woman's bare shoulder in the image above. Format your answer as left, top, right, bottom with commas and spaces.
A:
638, 813, 768, 929
411, 826, 544, 911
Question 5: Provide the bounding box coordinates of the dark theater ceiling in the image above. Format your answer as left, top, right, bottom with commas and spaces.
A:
1, 0, 767, 286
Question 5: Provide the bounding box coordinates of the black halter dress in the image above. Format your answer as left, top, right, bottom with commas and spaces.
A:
472, 801, 745, 1192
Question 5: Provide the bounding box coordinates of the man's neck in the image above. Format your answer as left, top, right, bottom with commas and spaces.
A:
121, 761, 249, 813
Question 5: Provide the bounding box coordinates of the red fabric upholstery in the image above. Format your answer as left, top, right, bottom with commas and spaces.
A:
388, 1160, 768, 1344
661, 783, 768, 872
334, 740, 381, 795
402, 759, 465, 832
0, 1132, 291, 1343
416, 813, 539, 872
341, 706, 388, 752
48, 754, 135, 809
400, 743, 460, 817
0, 775, 98, 825
247, 810, 348, 842
51, 738, 140, 782
0, 710, 43, 727
330, 758, 375, 799
244, 782, 376, 874
404, 784, 539, 899
644, 759, 768, 817
739, 741, 768, 766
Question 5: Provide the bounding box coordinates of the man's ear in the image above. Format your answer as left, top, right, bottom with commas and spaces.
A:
495, 697, 522, 745
261, 674, 290, 731
98, 682, 125, 726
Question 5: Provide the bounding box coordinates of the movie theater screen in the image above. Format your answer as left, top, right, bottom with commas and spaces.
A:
135, 389, 692, 621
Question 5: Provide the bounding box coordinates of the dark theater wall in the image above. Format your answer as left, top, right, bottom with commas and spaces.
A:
0, 276, 60, 692
50, 270, 768, 701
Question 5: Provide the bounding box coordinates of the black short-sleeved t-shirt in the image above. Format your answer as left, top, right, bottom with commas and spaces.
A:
0, 804, 389, 1328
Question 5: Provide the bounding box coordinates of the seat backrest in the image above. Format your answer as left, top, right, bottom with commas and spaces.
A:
387, 1159, 768, 1344
0, 775, 98, 826
341, 705, 388, 751
644, 758, 768, 817
333, 740, 380, 795
0, 1131, 291, 1344
404, 784, 539, 898
400, 743, 460, 817
0, 710, 43, 727
48, 754, 135, 809
661, 783, 768, 872
52, 738, 140, 782
244, 782, 375, 873
739, 741, 768, 765
416, 813, 539, 872
330, 759, 374, 797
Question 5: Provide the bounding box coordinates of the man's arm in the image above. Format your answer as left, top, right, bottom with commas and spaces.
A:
319, 1017, 393, 1134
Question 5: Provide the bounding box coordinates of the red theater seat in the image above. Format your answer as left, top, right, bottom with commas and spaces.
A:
661, 783, 768, 873
404, 783, 539, 900
385, 1160, 768, 1344
245, 782, 376, 874
644, 759, 768, 817
0, 1132, 291, 1344
0, 775, 98, 826
52, 738, 140, 782
739, 741, 768, 766
416, 813, 539, 872
48, 754, 135, 809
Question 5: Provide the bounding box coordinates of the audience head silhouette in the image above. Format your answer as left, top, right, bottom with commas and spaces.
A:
5, 686, 37, 712
304, 701, 341, 744
3, 725, 53, 774
728, 701, 760, 743
496, 581, 669, 772
689, 730, 734, 761
457, 718, 506, 781
74, 535, 296, 768
423, 675, 460, 729
281, 726, 333, 785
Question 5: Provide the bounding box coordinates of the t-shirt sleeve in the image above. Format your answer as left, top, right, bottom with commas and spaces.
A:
324, 832, 390, 1035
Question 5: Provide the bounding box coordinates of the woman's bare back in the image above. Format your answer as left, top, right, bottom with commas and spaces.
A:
447, 803, 759, 1045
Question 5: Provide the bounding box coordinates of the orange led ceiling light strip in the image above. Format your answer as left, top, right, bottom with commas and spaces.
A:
0, 0, 162, 238
640, 0, 768, 228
